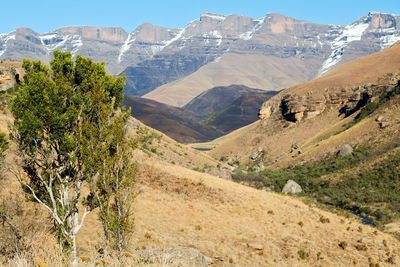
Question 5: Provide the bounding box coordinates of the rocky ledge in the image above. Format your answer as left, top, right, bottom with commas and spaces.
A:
259, 76, 399, 122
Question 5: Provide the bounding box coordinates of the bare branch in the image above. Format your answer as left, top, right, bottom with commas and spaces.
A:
7, 167, 62, 225
74, 208, 91, 235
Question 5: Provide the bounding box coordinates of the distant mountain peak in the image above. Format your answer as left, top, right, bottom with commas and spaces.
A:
368, 11, 397, 16
200, 12, 227, 21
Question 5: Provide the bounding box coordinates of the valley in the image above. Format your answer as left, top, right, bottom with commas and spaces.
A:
123, 85, 277, 143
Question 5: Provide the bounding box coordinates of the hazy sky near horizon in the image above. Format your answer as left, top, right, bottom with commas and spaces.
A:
1, 0, 399, 33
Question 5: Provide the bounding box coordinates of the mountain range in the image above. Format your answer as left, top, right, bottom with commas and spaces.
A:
1, 11, 399, 107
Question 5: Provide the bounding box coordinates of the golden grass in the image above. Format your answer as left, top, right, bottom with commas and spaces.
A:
0, 61, 22, 68
1, 96, 400, 266
143, 53, 315, 107
128, 159, 400, 266
2, 149, 400, 266
126, 117, 219, 170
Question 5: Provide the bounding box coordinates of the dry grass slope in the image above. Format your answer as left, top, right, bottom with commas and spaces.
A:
0, 108, 399, 266
144, 53, 315, 107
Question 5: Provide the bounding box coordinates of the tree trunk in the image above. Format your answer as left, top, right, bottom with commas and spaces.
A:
71, 233, 78, 267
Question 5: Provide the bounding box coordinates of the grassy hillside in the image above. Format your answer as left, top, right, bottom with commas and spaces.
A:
3, 149, 400, 266
201, 48, 400, 239
2, 87, 400, 265
124, 88, 277, 143
144, 53, 316, 107
123, 95, 223, 143
183, 84, 277, 116
200, 92, 277, 134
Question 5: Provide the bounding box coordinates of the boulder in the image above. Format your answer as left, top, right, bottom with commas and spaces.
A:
376, 116, 384, 122
282, 180, 302, 194
128, 247, 213, 266
380, 121, 391, 128
290, 142, 299, 153
247, 242, 264, 250
338, 144, 353, 157
250, 147, 264, 160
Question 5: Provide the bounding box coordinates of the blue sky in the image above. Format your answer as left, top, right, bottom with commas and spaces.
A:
1, 0, 399, 33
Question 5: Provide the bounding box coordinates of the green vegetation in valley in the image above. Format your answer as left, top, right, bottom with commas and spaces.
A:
232, 83, 400, 228
200, 105, 233, 125
233, 146, 400, 226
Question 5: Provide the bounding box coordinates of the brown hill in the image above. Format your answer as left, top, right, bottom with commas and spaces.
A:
124, 87, 277, 143
123, 95, 223, 143
259, 41, 400, 122
205, 42, 400, 165
201, 91, 277, 134
183, 84, 277, 116
144, 53, 318, 107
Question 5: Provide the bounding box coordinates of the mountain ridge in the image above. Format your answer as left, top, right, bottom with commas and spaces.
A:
1, 11, 399, 106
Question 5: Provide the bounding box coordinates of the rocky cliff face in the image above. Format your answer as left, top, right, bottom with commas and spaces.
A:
0, 62, 23, 91
259, 75, 400, 123
1, 12, 399, 99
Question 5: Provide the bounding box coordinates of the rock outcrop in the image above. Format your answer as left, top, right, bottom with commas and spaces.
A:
259, 82, 396, 122
282, 180, 302, 194
338, 144, 353, 157
250, 147, 264, 160
380, 121, 392, 128
0, 63, 23, 91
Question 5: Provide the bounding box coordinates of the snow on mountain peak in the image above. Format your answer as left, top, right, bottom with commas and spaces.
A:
319, 19, 370, 76
118, 32, 137, 63
368, 11, 397, 17
239, 17, 266, 40
201, 13, 226, 21
39, 33, 82, 57
0, 33, 16, 57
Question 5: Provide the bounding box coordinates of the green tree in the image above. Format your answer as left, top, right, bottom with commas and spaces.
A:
9, 50, 126, 266
92, 110, 137, 252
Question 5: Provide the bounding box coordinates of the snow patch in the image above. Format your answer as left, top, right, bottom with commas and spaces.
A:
71, 36, 82, 56
211, 30, 222, 46
39, 33, 82, 56
202, 30, 223, 46
0, 33, 16, 57
240, 17, 265, 40
317, 35, 323, 47
213, 56, 222, 63
373, 27, 400, 50
319, 21, 369, 76
159, 28, 185, 51
201, 13, 226, 21
118, 33, 136, 63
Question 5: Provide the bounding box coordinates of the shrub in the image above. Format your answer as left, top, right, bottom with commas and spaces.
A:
297, 249, 309, 259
